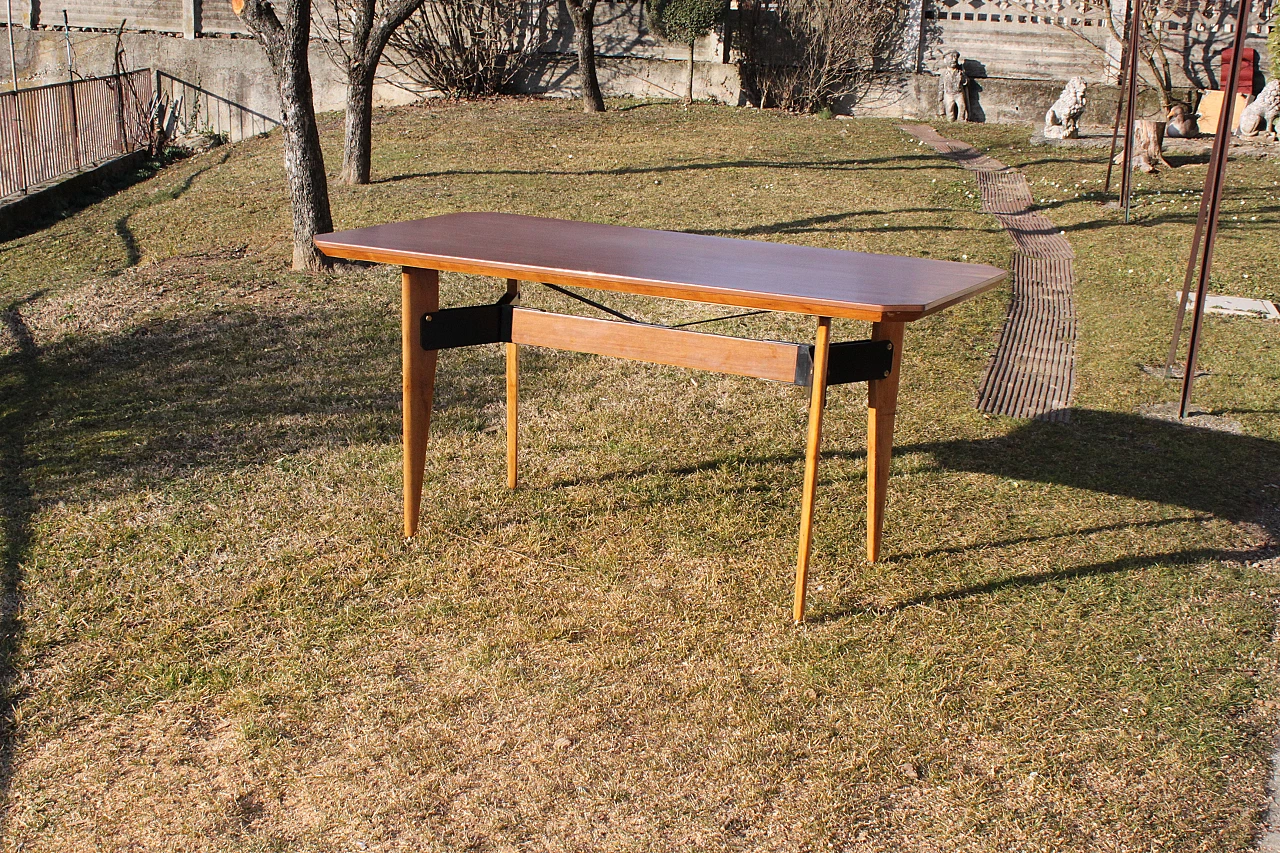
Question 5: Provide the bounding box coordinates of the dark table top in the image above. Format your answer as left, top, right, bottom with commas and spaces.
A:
315, 213, 1006, 323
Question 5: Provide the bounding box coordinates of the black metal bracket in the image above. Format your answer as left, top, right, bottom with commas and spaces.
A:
420, 303, 513, 350
794, 339, 895, 386
421, 304, 894, 389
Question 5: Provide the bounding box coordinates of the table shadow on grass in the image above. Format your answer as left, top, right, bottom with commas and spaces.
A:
824, 411, 1280, 619
547, 408, 1278, 618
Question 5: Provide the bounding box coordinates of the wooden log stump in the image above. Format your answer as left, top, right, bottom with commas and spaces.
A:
1116, 120, 1171, 173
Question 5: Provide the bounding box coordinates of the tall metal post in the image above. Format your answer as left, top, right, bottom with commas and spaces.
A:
7, 0, 18, 92
1102, 6, 1130, 194
1173, 0, 1253, 418
1117, 0, 1143, 223
62, 9, 73, 81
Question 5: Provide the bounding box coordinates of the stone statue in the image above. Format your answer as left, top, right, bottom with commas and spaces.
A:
1238, 80, 1280, 139
1165, 102, 1200, 138
1043, 77, 1087, 139
938, 51, 969, 122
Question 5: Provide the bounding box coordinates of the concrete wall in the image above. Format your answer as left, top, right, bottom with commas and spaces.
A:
853, 73, 1171, 126
0, 0, 1271, 129
516, 55, 741, 103
0, 27, 421, 121
925, 0, 1272, 89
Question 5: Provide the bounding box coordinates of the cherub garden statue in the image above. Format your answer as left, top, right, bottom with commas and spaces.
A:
1043, 77, 1087, 139
938, 51, 969, 122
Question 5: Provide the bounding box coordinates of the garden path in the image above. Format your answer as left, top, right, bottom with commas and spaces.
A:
900, 124, 1077, 422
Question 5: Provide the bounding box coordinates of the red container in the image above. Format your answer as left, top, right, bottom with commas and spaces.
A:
1220, 47, 1257, 95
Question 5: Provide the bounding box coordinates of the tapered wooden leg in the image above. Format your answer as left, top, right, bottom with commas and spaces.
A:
794, 316, 832, 624
506, 343, 519, 488
505, 278, 520, 489
403, 267, 439, 538
866, 321, 904, 563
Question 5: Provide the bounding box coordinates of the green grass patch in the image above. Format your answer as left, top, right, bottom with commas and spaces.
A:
0, 99, 1277, 850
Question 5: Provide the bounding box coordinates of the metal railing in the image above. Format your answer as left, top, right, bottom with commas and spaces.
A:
154, 71, 280, 143
0, 69, 154, 199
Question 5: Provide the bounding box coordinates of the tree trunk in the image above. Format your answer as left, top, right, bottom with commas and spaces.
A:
1133, 119, 1168, 172
567, 0, 605, 112
687, 40, 695, 105
337, 0, 424, 185
342, 60, 375, 185
1116, 119, 1170, 173
237, 0, 334, 272
279, 59, 335, 270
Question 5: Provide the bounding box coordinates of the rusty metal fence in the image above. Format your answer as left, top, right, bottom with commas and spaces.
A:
155, 71, 280, 143
0, 69, 154, 199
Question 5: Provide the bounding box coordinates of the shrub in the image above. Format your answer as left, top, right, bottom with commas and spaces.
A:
735, 0, 908, 113
646, 0, 728, 103
647, 0, 726, 45
387, 0, 550, 98
1269, 18, 1279, 81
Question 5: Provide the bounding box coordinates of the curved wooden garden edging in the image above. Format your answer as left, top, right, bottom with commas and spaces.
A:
900, 124, 1077, 422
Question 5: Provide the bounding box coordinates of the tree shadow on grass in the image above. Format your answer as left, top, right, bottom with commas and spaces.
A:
0, 297, 42, 839
0, 296, 547, 834
371, 154, 947, 185
113, 152, 233, 273
3, 301, 518, 505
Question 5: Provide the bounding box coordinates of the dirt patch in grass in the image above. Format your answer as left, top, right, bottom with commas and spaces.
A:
1, 100, 1278, 851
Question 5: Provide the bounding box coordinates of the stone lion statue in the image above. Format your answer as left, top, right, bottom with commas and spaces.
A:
1238, 80, 1280, 139
938, 51, 969, 122
1043, 77, 1087, 139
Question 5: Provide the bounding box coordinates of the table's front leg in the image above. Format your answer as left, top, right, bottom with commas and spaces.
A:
402, 267, 439, 537
794, 316, 832, 624
505, 279, 520, 490
866, 321, 904, 562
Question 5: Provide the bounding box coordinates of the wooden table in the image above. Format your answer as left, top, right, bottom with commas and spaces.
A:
315, 213, 1005, 622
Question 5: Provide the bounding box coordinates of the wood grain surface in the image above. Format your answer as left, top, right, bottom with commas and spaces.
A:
315, 213, 1005, 323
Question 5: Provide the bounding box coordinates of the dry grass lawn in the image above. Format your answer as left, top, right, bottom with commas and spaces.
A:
0, 98, 1278, 851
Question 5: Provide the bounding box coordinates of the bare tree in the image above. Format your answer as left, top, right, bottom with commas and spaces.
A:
314, 0, 426, 184
998, 0, 1179, 110
1101, 0, 1176, 111
387, 0, 550, 99
233, 0, 334, 271
737, 0, 906, 113
565, 0, 606, 112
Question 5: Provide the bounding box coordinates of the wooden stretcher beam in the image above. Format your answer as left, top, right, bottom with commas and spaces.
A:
509, 307, 805, 385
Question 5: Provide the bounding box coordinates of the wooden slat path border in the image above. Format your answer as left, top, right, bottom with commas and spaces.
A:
900, 124, 1077, 421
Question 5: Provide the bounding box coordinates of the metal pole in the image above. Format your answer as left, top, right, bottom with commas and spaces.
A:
1164, 154, 1217, 378
68, 74, 81, 168
1103, 4, 1131, 194
1118, 0, 1143, 223
63, 10, 74, 82
1177, 0, 1253, 418
5, 0, 26, 194
7, 0, 17, 92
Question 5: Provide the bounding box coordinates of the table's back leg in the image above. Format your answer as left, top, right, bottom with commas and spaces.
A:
402, 268, 439, 537
794, 316, 833, 624
506, 278, 520, 489
867, 321, 904, 562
